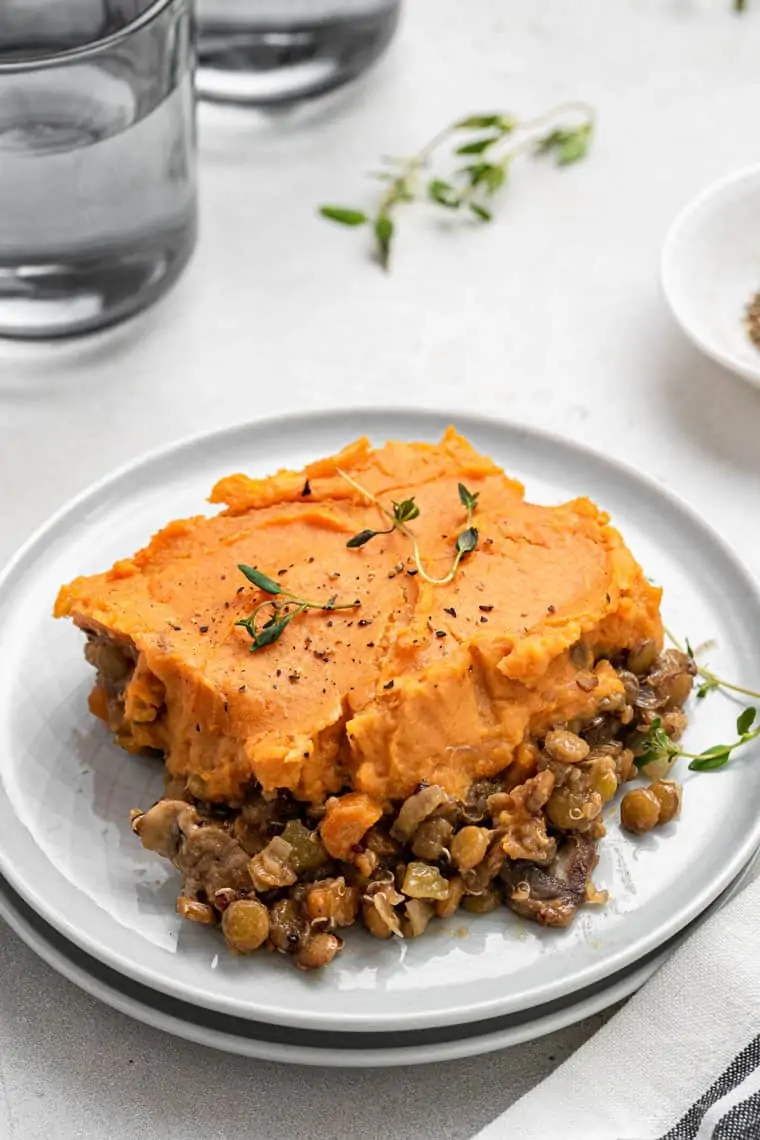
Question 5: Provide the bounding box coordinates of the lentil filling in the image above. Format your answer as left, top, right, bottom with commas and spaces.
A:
120, 639, 694, 971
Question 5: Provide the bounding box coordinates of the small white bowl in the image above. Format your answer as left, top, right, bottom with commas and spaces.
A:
661, 164, 760, 386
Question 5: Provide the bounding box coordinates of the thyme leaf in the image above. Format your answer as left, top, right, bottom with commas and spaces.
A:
374, 213, 394, 271
346, 528, 387, 549
393, 498, 420, 524
737, 706, 757, 735
319, 206, 369, 226
241, 604, 306, 651
428, 179, 460, 208
458, 483, 479, 513
238, 565, 284, 595
469, 202, 493, 222
535, 122, 593, 165
456, 527, 479, 556
453, 114, 515, 131
454, 135, 502, 156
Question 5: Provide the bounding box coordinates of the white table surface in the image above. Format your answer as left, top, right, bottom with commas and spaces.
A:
2, 1, 760, 1136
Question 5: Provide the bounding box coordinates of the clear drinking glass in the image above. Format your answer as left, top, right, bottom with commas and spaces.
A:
0, 0, 197, 339
196, 0, 401, 107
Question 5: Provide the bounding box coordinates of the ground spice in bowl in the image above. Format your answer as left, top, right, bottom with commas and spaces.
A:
744, 290, 760, 351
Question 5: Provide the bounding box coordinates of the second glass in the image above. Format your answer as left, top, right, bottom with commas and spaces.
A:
196, 0, 401, 107
0, 0, 197, 339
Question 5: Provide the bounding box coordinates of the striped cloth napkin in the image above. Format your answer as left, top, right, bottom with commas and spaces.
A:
476, 873, 760, 1140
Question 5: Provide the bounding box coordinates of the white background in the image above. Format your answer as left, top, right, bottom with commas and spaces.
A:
2, 0, 760, 1135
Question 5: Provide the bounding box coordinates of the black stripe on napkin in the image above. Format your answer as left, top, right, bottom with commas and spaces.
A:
659, 1034, 760, 1139
711, 1088, 760, 1139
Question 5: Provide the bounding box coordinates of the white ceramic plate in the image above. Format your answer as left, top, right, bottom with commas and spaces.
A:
0, 870, 631, 1066
2, 850, 756, 1066
661, 164, 760, 386
1, 409, 760, 1034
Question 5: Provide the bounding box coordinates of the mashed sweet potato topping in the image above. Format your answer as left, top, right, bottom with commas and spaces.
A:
55, 429, 662, 810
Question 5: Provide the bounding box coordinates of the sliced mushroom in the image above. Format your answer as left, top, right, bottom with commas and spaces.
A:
390, 785, 450, 843
131, 800, 199, 859
501, 836, 598, 927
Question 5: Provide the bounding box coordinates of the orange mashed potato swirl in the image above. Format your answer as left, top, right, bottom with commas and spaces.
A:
55, 429, 662, 810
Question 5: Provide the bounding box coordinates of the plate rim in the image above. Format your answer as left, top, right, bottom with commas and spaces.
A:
2, 405, 760, 1031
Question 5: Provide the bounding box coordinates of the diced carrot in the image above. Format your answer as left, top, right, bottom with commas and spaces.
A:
88, 684, 109, 722
320, 792, 383, 861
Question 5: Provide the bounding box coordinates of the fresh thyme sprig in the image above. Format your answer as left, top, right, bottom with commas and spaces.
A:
636, 708, 760, 773
319, 101, 594, 270
235, 564, 359, 651
341, 472, 479, 586
453, 484, 480, 574
666, 628, 760, 701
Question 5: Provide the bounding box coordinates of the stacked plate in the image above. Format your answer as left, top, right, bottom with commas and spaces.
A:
1, 409, 759, 1066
